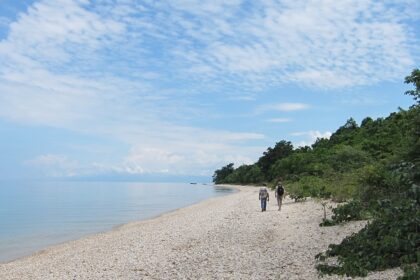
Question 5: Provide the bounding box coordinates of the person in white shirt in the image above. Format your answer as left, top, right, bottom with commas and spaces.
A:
258, 186, 269, 212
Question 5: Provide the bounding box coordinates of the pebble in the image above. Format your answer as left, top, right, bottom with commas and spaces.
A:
0, 186, 402, 280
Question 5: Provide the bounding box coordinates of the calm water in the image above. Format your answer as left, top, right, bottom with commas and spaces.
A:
0, 181, 234, 262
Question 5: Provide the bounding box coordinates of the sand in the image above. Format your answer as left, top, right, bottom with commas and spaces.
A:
0, 185, 402, 279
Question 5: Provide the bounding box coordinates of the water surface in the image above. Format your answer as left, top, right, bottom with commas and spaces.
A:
0, 181, 234, 262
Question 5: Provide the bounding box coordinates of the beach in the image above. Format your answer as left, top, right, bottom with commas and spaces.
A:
0, 186, 402, 279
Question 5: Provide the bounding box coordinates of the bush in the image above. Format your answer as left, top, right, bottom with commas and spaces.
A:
286, 176, 331, 199
399, 264, 420, 280
288, 192, 307, 202
316, 181, 420, 277
320, 200, 367, 226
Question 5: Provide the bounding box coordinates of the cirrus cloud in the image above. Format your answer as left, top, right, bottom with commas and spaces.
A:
0, 0, 418, 177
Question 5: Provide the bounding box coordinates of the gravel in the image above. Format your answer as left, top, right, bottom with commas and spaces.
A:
0, 186, 402, 279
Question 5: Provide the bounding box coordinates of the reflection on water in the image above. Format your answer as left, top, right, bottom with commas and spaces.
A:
214, 186, 238, 193
0, 181, 234, 262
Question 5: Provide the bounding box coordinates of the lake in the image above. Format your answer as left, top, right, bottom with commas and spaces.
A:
0, 181, 234, 262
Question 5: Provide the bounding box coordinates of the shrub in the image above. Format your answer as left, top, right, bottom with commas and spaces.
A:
398, 264, 420, 280
320, 200, 367, 226
316, 177, 420, 277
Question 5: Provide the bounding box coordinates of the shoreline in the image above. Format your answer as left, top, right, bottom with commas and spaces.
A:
111, 185, 239, 232
0, 185, 402, 279
0, 184, 238, 265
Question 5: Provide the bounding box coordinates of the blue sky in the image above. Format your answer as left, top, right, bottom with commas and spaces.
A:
0, 0, 419, 180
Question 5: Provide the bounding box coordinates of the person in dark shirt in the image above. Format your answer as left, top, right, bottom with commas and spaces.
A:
275, 181, 285, 211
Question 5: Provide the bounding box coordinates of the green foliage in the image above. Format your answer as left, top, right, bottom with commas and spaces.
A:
404, 69, 420, 103
215, 104, 418, 189
329, 118, 359, 146
224, 164, 263, 184
317, 163, 420, 277
285, 170, 360, 203
316, 192, 419, 277
288, 192, 307, 202
329, 145, 369, 172
214, 70, 420, 277
320, 200, 366, 226
257, 140, 293, 179
399, 265, 420, 280
287, 176, 331, 199
212, 163, 234, 184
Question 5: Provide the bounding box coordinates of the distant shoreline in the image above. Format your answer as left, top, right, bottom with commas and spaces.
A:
0, 185, 402, 279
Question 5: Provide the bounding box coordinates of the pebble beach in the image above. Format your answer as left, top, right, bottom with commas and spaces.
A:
0, 186, 402, 279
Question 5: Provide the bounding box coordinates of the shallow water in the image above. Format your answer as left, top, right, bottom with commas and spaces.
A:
0, 181, 234, 262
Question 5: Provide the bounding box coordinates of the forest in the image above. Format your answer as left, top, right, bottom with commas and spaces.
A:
213, 69, 419, 279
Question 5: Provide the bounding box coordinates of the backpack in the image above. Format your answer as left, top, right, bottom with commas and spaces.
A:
277, 185, 284, 196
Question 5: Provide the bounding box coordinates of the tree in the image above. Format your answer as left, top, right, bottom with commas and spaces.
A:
312, 138, 330, 149
257, 140, 294, 179
343, 117, 358, 129
212, 163, 234, 184
360, 117, 373, 128
404, 68, 420, 103
224, 164, 264, 184
329, 118, 359, 145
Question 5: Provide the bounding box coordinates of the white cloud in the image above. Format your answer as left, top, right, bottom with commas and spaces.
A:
119, 145, 259, 175
25, 142, 264, 177
257, 103, 310, 113
170, 0, 242, 15
266, 118, 291, 123
2, 0, 124, 67
1, 0, 419, 177
290, 130, 332, 147
24, 154, 80, 177
2, 0, 416, 92
166, 0, 418, 89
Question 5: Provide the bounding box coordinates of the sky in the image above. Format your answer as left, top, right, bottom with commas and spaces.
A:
0, 0, 419, 181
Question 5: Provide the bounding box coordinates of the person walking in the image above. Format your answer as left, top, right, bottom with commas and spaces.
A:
259, 185, 269, 212
275, 180, 285, 211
